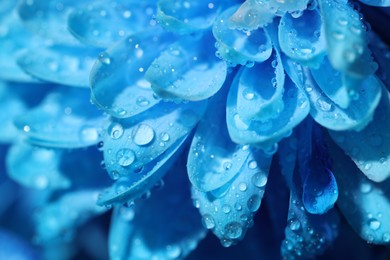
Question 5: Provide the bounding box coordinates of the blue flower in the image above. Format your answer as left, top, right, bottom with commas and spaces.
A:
0, 0, 390, 259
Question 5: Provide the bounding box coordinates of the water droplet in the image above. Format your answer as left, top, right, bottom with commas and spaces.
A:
109, 123, 124, 140
222, 205, 231, 214
161, 132, 170, 142
132, 124, 155, 146
238, 182, 247, 191
383, 233, 390, 243
247, 194, 261, 212
224, 222, 243, 239
235, 203, 242, 211
223, 161, 232, 170
248, 160, 257, 169
243, 89, 254, 100
202, 214, 215, 229
98, 52, 111, 65
116, 149, 135, 167
136, 96, 150, 107
221, 238, 233, 247
368, 218, 381, 230
289, 218, 301, 231
316, 98, 333, 112
360, 182, 372, 194
251, 173, 267, 187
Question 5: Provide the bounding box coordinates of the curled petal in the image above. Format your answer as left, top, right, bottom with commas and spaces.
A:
318, 0, 377, 77
68, 1, 156, 48
279, 9, 326, 67
14, 87, 104, 148
329, 87, 390, 182
192, 149, 272, 247
90, 30, 176, 118
145, 33, 227, 101
213, 5, 272, 66
329, 138, 390, 245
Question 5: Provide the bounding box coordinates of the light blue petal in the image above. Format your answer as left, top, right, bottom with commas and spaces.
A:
6, 143, 70, 190
227, 71, 309, 149
299, 65, 382, 131
145, 33, 227, 101
102, 100, 206, 179
17, 45, 98, 87
329, 138, 390, 245
67, 1, 156, 48
228, 1, 274, 31
0, 11, 42, 82
109, 159, 206, 260
235, 52, 285, 123
14, 87, 104, 148
279, 9, 326, 67
318, 0, 377, 77
329, 87, 390, 182
97, 136, 185, 206
18, 0, 82, 45
212, 5, 272, 67
192, 149, 272, 247
90, 30, 176, 119
157, 0, 222, 34
187, 90, 253, 192
35, 190, 108, 243
359, 0, 390, 6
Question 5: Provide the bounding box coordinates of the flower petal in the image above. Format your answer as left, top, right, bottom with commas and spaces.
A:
90, 30, 176, 119
192, 148, 272, 247
109, 158, 206, 259
370, 33, 390, 92
279, 9, 326, 67
35, 190, 108, 243
145, 33, 227, 101
212, 5, 272, 66
329, 137, 390, 245
6, 143, 70, 190
228, 1, 274, 31
68, 1, 156, 48
227, 70, 309, 149
329, 87, 390, 182
318, 0, 376, 77
102, 100, 206, 179
14, 87, 104, 148
157, 0, 222, 35
359, 0, 390, 6
17, 45, 98, 88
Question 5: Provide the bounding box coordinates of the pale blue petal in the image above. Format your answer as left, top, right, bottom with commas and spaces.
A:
6, 143, 70, 190
145, 33, 227, 101
329, 87, 390, 182
359, 0, 390, 6
0, 12, 42, 82
35, 190, 108, 243
157, 0, 223, 35
102, 100, 206, 179
90, 30, 176, 118
14, 87, 104, 148
235, 52, 285, 123
318, 0, 377, 77
212, 5, 272, 67
228, 1, 274, 31
370, 33, 390, 92
109, 159, 206, 260
300, 65, 382, 131
68, 1, 156, 48
330, 138, 390, 245
279, 9, 326, 67
187, 90, 252, 192
17, 45, 98, 88
18, 0, 82, 45
192, 149, 272, 247
227, 72, 309, 149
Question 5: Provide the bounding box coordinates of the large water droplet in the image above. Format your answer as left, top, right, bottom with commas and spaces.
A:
247, 194, 261, 212
224, 222, 243, 239
251, 172, 267, 187
116, 149, 135, 167
368, 218, 381, 230
289, 218, 301, 231
109, 123, 124, 140
132, 124, 155, 146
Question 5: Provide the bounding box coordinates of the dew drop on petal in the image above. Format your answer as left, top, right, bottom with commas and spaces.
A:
132, 124, 155, 146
